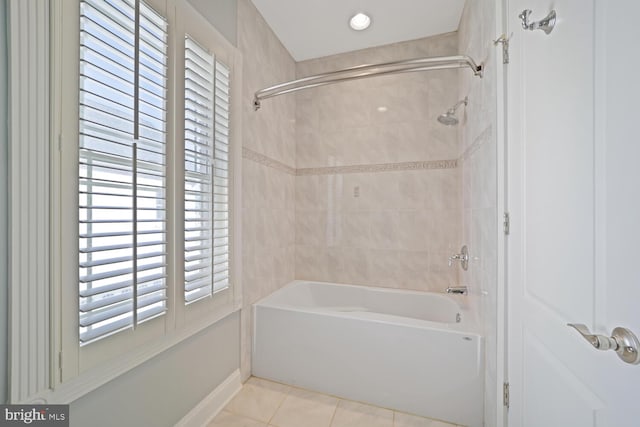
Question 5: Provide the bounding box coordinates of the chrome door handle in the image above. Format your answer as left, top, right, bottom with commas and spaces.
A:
518, 9, 557, 35
567, 323, 640, 365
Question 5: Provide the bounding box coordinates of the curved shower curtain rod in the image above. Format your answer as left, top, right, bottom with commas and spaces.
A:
253, 54, 483, 110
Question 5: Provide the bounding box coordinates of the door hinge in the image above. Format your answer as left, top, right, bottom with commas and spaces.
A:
58, 351, 63, 383
58, 350, 63, 381
503, 382, 510, 408
503, 212, 510, 235
493, 33, 512, 64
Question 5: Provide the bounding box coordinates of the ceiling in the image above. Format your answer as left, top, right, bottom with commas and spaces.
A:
250, 0, 466, 62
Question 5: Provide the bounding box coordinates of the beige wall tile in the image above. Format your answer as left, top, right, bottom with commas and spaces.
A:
296, 175, 330, 212
326, 247, 371, 285
295, 245, 329, 281
458, 0, 498, 425
333, 211, 372, 249
292, 34, 465, 292
295, 35, 460, 169
239, 3, 495, 401
294, 166, 461, 291
295, 211, 328, 246
238, 0, 296, 380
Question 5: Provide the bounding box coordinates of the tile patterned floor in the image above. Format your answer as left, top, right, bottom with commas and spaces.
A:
209, 377, 464, 427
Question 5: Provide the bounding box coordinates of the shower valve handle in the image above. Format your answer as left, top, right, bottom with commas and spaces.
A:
448, 254, 466, 266
448, 246, 469, 271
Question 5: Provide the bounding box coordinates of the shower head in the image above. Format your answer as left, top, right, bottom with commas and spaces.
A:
437, 97, 468, 126
437, 110, 460, 126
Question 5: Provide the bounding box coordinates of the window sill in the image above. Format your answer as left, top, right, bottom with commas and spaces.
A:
26, 304, 241, 404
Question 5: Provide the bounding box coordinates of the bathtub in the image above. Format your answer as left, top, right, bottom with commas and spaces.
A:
252, 280, 484, 427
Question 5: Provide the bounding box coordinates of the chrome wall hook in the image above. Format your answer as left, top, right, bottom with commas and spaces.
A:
493, 33, 513, 64
519, 9, 556, 35
493, 33, 512, 45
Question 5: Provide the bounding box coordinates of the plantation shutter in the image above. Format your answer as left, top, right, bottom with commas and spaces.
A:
212, 60, 231, 293
78, 0, 168, 344
183, 36, 231, 304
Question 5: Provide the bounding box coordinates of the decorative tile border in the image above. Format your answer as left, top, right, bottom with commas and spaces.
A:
296, 159, 457, 176
242, 147, 296, 175
242, 147, 458, 176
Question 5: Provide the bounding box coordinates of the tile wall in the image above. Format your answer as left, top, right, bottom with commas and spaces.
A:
238, 0, 296, 380
294, 34, 464, 292
237, 7, 499, 416
458, 1, 499, 425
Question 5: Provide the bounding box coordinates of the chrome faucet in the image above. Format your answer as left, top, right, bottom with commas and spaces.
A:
448, 245, 469, 271
446, 286, 468, 295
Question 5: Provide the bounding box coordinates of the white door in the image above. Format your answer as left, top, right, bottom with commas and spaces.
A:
507, 1, 640, 426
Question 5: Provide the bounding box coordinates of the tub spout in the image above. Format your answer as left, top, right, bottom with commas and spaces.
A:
446, 286, 468, 295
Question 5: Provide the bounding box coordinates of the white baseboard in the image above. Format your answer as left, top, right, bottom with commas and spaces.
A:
175, 369, 242, 427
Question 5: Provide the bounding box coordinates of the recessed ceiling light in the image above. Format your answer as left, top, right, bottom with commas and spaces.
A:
349, 12, 371, 31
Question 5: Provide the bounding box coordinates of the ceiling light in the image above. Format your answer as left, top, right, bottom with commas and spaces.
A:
349, 13, 371, 31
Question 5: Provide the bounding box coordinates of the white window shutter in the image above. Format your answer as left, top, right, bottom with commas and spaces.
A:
78, 0, 168, 344
212, 59, 231, 294
183, 36, 231, 304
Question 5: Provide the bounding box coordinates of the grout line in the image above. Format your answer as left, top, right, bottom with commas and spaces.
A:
252, 377, 456, 427
458, 124, 492, 163
223, 408, 267, 425
221, 379, 286, 425
327, 398, 340, 427
220, 409, 266, 425
266, 380, 291, 426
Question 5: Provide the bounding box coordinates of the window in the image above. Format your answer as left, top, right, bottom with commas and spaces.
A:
50, 0, 241, 393
183, 36, 231, 304
78, 0, 168, 344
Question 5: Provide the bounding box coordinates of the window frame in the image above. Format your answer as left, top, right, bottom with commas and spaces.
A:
183, 35, 233, 306
173, 0, 241, 328
77, 0, 171, 347
46, 0, 242, 402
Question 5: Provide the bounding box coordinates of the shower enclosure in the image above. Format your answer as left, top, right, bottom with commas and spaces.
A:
246, 24, 502, 425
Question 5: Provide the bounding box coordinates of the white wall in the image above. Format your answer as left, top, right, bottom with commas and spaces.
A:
70, 312, 239, 427
0, 0, 9, 405
187, 0, 237, 46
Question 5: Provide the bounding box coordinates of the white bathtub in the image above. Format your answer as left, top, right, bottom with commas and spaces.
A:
252, 281, 484, 427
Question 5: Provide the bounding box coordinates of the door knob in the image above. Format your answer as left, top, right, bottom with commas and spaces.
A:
567, 323, 640, 365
